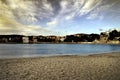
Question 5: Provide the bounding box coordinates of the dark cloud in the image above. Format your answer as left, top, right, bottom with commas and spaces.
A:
1, 0, 7, 4
48, 0, 61, 14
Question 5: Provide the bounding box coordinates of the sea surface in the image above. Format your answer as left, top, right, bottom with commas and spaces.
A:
0, 44, 120, 58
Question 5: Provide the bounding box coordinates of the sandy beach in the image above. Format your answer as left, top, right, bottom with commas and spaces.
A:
0, 52, 120, 80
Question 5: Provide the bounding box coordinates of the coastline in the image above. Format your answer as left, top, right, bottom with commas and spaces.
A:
0, 52, 120, 80
1, 51, 120, 59
0, 42, 120, 45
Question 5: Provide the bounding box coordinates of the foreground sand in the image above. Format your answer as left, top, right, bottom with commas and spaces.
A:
0, 52, 120, 80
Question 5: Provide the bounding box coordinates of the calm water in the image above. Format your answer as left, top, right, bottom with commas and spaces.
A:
0, 44, 120, 58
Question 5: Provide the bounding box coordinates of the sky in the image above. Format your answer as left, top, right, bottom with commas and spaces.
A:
0, 0, 120, 36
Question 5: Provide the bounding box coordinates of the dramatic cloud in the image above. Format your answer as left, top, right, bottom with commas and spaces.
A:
47, 0, 119, 27
0, 0, 120, 35
0, 15, 44, 35
0, 0, 58, 35
3, 0, 54, 24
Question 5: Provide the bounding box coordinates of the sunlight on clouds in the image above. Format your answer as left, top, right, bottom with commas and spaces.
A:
6, 0, 19, 9
0, 0, 58, 35
46, 0, 101, 27
42, 0, 53, 11
60, 0, 68, 10
0, 1, 14, 19
1, 0, 54, 24
0, 0, 38, 24
86, 1, 116, 20
0, 14, 61, 36
47, 0, 118, 28
0, 15, 56, 35
0, 0, 120, 35
72, 0, 102, 17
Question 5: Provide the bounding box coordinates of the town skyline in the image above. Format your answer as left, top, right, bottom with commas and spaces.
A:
0, 0, 120, 36
0, 29, 120, 44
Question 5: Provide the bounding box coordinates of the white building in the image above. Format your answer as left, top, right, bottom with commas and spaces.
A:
22, 37, 29, 43
60, 37, 66, 42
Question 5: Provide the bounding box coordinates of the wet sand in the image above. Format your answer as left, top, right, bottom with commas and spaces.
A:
0, 52, 120, 80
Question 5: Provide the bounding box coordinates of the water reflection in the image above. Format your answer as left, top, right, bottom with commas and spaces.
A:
0, 44, 120, 58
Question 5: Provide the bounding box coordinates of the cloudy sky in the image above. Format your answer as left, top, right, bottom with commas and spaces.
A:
0, 0, 120, 36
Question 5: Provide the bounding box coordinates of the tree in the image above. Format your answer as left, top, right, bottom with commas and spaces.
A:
109, 30, 119, 40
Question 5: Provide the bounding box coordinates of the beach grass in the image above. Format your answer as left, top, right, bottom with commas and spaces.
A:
0, 52, 120, 80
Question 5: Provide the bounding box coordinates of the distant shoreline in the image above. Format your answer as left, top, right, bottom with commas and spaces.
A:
0, 42, 120, 44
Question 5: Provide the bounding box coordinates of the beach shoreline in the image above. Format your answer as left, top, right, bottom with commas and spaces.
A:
0, 51, 120, 59
0, 52, 120, 80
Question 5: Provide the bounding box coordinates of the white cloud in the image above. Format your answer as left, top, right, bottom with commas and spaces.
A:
0, 0, 60, 35
0, 12, 54, 36
86, 1, 116, 20
1, 0, 54, 24
87, 13, 98, 20
53, 0, 117, 24
0, 0, 119, 35
87, 13, 104, 20
47, 19, 58, 27
60, 0, 68, 10
46, 0, 103, 27
65, 14, 74, 20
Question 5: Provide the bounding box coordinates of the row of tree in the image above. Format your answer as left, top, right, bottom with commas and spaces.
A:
64, 29, 120, 42
64, 34, 100, 42
108, 30, 120, 40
